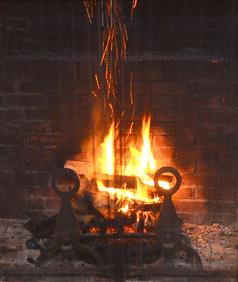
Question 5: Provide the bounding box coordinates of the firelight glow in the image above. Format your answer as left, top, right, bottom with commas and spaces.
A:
98, 122, 115, 175
96, 115, 170, 204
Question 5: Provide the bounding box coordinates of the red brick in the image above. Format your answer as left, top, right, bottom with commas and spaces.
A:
173, 187, 194, 200
175, 160, 196, 174
174, 200, 207, 213
181, 174, 203, 189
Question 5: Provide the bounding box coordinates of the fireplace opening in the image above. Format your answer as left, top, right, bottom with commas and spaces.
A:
0, 0, 238, 281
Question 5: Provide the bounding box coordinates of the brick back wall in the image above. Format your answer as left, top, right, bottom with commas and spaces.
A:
0, 59, 96, 216
127, 60, 238, 224
0, 0, 238, 224
0, 58, 238, 225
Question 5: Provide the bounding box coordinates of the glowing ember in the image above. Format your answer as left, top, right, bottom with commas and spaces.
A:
90, 226, 100, 233
118, 203, 129, 214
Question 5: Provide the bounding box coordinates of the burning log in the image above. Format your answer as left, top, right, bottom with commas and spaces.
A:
95, 173, 137, 189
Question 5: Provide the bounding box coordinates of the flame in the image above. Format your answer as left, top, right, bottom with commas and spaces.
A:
125, 116, 155, 185
96, 115, 167, 205
97, 180, 160, 204
118, 203, 129, 214
158, 180, 170, 190
98, 122, 115, 175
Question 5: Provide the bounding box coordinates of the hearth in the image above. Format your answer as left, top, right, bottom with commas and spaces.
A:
24, 165, 203, 280
1, 0, 238, 281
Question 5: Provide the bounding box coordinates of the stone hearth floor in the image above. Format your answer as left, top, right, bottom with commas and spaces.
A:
0, 218, 237, 281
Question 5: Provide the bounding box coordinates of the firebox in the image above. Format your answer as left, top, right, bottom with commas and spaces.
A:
0, 0, 238, 281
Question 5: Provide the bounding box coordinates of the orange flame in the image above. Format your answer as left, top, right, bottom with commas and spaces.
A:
125, 116, 155, 183
96, 115, 169, 204
118, 203, 129, 214
98, 122, 115, 175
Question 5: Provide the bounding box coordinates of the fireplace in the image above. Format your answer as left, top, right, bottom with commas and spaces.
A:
0, 0, 238, 280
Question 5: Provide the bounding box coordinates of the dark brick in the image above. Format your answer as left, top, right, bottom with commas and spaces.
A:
208, 201, 236, 214
175, 149, 202, 162
24, 134, 68, 146
152, 108, 186, 122
197, 134, 234, 148
174, 200, 207, 213
0, 170, 16, 184
25, 108, 55, 120
197, 161, 238, 175
24, 160, 55, 170
0, 79, 16, 92
219, 124, 238, 135
197, 122, 219, 135
0, 159, 20, 170
23, 145, 59, 161
219, 148, 238, 162
19, 80, 55, 93
0, 108, 24, 120
15, 171, 50, 185
0, 145, 21, 160
197, 107, 234, 123
0, 94, 47, 107
50, 121, 70, 133
0, 134, 23, 146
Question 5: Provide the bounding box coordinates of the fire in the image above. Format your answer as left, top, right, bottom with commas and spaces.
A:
118, 203, 129, 214
158, 180, 170, 190
125, 116, 155, 184
96, 115, 169, 206
98, 122, 115, 175
97, 180, 160, 204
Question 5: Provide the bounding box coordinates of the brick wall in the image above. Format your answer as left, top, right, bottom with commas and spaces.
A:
0, 0, 237, 224
0, 57, 237, 225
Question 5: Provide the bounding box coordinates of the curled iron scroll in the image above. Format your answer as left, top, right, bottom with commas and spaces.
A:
51, 168, 80, 198
153, 166, 182, 197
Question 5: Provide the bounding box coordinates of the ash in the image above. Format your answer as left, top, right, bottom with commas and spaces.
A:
182, 223, 238, 271
0, 219, 237, 272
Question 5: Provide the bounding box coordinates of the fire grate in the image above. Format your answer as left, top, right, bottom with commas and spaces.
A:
25, 167, 202, 280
